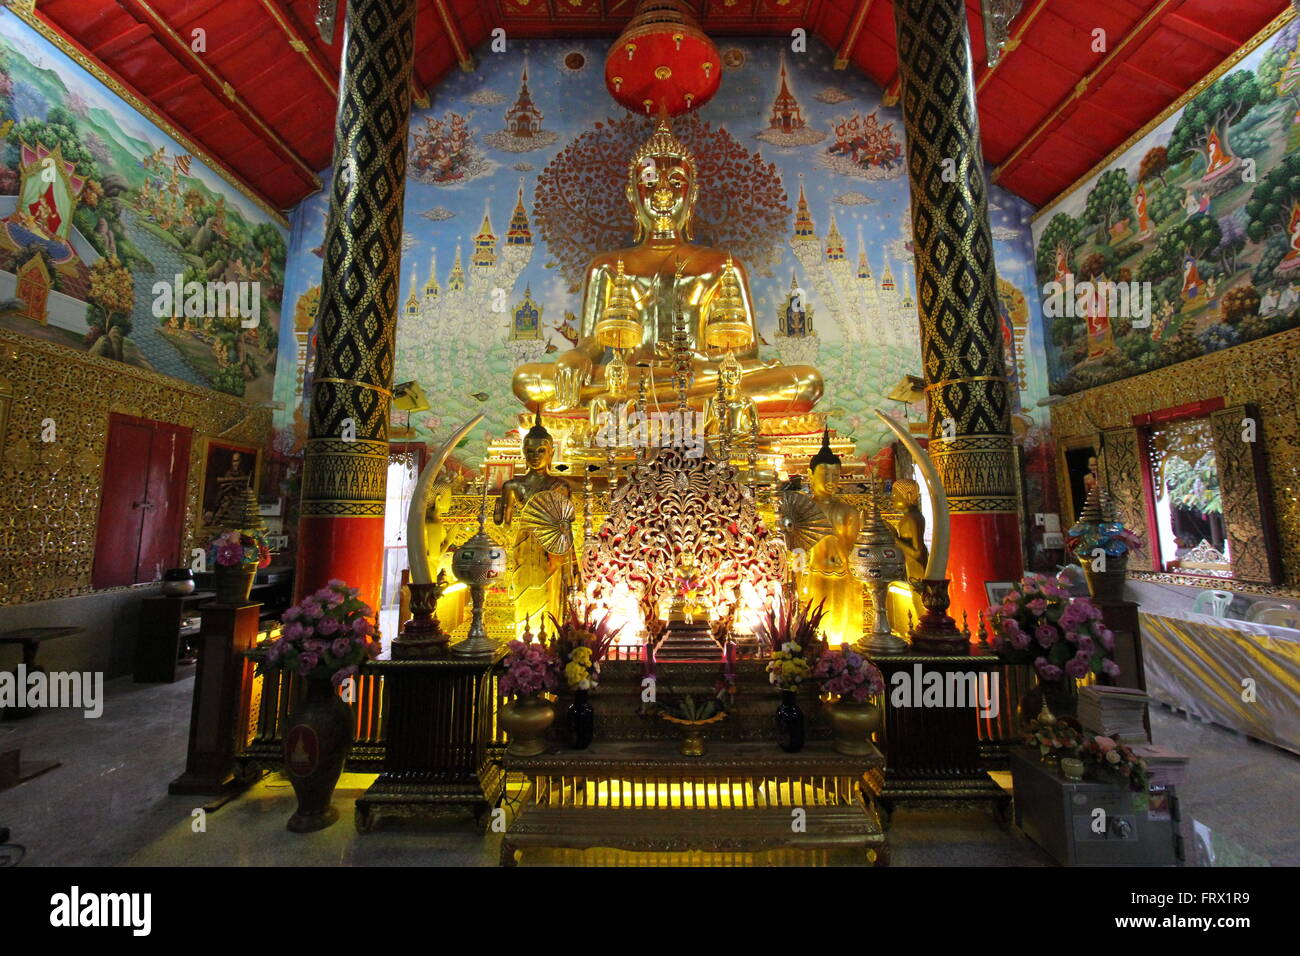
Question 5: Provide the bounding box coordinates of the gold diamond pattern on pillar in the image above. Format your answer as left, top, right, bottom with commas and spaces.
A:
302, 0, 416, 517
892, 0, 1016, 513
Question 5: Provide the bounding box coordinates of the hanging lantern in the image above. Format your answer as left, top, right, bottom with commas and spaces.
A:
604, 0, 722, 117
595, 259, 643, 350
704, 255, 752, 351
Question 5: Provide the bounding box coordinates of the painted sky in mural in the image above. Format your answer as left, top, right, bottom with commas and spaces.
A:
0, 16, 288, 403
1032, 16, 1300, 396
279, 38, 1045, 464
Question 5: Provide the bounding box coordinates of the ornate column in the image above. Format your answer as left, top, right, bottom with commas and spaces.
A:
297, 0, 416, 608
892, 0, 1022, 627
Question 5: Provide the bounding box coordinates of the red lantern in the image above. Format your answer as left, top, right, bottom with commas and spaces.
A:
604, 0, 722, 117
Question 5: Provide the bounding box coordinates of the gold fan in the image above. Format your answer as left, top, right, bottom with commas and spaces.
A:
778, 489, 832, 553
519, 490, 577, 555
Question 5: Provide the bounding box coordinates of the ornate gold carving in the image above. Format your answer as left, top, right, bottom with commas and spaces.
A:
1097, 426, 1155, 572
927, 433, 1018, 512
299, 437, 389, 515
0, 330, 270, 605
1051, 328, 1300, 586
1210, 405, 1274, 583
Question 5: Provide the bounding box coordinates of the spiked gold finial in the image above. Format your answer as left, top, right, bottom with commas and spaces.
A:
595, 258, 642, 350
704, 255, 752, 350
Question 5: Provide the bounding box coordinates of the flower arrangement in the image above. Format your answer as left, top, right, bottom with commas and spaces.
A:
1078, 734, 1150, 802
986, 573, 1120, 682
813, 645, 885, 703
209, 527, 271, 569
754, 593, 827, 657
643, 674, 735, 724
259, 580, 381, 686
1024, 713, 1083, 762
766, 642, 812, 691
498, 639, 562, 699
547, 601, 623, 692
1067, 487, 1143, 565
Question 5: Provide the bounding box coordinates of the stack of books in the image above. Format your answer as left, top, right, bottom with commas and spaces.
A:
1129, 744, 1190, 788
1077, 685, 1151, 742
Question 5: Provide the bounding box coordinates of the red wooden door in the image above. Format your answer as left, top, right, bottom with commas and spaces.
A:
92, 415, 192, 589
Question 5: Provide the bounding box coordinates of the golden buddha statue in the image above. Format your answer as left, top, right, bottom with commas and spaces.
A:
512, 118, 823, 414
703, 351, 759, 452
588, 349, 632, 446
802, 431, 863, 644
887, 477, 929, 624
667, 549, 705, 625
422, 478, 454, 578
494, 411, 571, 629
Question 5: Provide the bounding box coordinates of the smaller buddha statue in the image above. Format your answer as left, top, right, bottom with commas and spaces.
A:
588, 349, 632, 447
422, 478, 454, 578
668, 549, 705, 624
703, 350, 759, 453
803, 430, 863, 644
888, 477, 929, 624
494, 411, 571, 628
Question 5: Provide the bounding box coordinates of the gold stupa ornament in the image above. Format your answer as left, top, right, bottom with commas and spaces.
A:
704, 255, 752, 350
214, 479, 265, 533
595, 258, 642, 350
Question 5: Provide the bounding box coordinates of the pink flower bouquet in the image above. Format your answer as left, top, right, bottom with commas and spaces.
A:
499, 640, 562, 699
258, 579, 381, 685
986, 573, 1120, 682
813, 646, 885, 703
208, 528, 271, 569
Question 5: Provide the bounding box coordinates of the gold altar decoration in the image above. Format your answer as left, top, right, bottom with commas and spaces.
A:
0, 330, 270, 606
581, 445, 784, 639
777, 488, 832, 554
519, 489, 577, 555
800, 430, 863, 645
703, 256, 753, 351
594, 259, 642, 350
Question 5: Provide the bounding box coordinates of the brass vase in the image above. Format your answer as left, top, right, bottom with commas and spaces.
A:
214, 564, 257, 604
1018, 675, 1079, 729
1080, 557, 1127, 602
283, 676, 354, 833
500, 695, 556, 757
824, 698, 882, 756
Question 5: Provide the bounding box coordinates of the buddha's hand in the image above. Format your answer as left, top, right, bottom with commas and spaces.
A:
553, 349, 592, 409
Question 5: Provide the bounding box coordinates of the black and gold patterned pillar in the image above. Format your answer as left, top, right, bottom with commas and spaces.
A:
892, 0, 1022, 630
297, 0, 416, 608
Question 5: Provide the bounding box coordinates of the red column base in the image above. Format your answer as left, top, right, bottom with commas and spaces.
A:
295, 515, 386, 614
946, 511, 1023, 640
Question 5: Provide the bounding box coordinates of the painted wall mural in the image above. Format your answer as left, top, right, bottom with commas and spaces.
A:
0, 16, 288, 403
1032, 14, 1300, 397
278, 38, 1046, 469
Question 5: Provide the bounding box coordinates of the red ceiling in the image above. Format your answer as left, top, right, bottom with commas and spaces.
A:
31, 0, 1290, 214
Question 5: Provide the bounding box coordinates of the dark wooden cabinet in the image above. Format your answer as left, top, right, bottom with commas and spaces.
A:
135, 592, 212, 683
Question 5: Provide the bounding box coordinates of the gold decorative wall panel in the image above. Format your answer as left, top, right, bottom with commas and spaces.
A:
1098, 426, 1157, 572
1210, 404, 1277, 584
0, 331, 270, 606
1051, 328, 1300, 588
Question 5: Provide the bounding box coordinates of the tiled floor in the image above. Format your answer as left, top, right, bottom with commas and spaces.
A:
1, 675, 1294, 866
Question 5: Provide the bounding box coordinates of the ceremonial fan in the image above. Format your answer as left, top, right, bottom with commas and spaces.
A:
519, 490, 577, 555
777, 489, 832, 553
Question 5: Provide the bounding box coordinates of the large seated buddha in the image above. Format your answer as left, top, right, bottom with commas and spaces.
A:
512, 119, 823, 416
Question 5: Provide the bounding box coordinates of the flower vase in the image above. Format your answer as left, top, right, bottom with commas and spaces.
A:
500, 694, 555, 757
568, 689, 594, 750
214, 564, 257, 604
1080, 556, 1127, 602
824, 698, 881, 756
775, 690, 805, 753
283, 675, 354, 833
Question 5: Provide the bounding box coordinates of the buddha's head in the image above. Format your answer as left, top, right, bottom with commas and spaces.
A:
522, 409, 555, 471
891, 477, 921, 511
809, 429, 841, 496
628, 118, 697, 242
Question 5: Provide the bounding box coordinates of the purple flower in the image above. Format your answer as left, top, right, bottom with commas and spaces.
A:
1034, 659, 1063, 681
1027, 597, 1048, 616
316, 616, 341, 637
1077, 634, 1095, 654
302, 638, 329, 655
282, 606, 301, 623
297, 652, 320, 675
331, 637, 352, 658
1035, 623, 1058, 647
352, 617, 372, 636
1099, 628, 1115, 651
1102, 658, 1121, 677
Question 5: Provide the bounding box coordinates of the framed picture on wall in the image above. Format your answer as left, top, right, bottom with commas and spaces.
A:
200, 439, 260, 529
1061, 439, 1101, 526
985, 581, 1017, 607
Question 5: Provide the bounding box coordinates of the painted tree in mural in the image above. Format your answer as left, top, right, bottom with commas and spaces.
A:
1255, 18, 1300, 114
1244, 149, 1300, 244
1167, 71, 1262, 170
1035, 211, 1080, 282
1138, 145, 1170, 188
534, 114, 790, 290
1082, 168, 1133, 243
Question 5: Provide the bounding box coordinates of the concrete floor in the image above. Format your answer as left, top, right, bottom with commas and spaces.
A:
0, 674, 1294, 866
